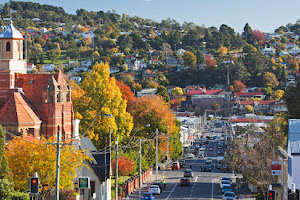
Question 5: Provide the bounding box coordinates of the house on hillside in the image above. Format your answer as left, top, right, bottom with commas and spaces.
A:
165, 57, 178, 66
149, 59, 163, 65
285, 42, 297, 49
234, 92, 265, 101
279, 51, 289, 57
136, 88, 157, 98
176, 49, 186, 56
27, 63, 36, 73
81, 59, 92, 68
142, 69, 156, 80
261, 47, 276, 55
288, 46, 300, 55
42, 64, 55, 72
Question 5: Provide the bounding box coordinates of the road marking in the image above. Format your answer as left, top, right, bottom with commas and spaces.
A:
211, 178, 215, 200
166, 178, 178, 200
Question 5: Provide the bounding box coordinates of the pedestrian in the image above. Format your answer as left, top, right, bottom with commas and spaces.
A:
240, 194, 243, 200
162, 180, 166, 190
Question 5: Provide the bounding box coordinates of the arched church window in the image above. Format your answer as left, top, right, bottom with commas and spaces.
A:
6, 42, 10, 51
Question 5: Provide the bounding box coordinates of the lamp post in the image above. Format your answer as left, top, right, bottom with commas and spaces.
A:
156, 128, 158, 181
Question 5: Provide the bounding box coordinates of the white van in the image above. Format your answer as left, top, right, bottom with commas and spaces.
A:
217, 156, 224, 169
198, 148, 205, 158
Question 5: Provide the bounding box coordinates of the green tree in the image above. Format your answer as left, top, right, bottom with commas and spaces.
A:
243, 23, 253, 43
211, 102, 221, 117
0, 179, 13, 200
30, 43, 43, 64
72, 62, 133, 149
196, 50, 205, 64
0, 125, 11, 181
156, 85, 170, 103
117, 34, 133, 52
183, 51, 197, 69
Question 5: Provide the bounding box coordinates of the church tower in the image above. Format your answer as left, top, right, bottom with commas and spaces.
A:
0, 21, 26, 74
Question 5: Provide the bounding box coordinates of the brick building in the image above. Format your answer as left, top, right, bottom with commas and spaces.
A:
0, 22, 73, 140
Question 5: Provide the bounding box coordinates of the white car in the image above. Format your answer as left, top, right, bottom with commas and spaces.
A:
222, 191, 237, 200
149, 185, 161, 195
185, 153, 194, 159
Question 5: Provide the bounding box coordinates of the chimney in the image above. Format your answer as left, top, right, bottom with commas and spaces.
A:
203, 85, 206, 94
73, 119, 80, 146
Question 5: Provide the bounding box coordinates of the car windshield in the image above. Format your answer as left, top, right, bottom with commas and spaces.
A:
222, 180, 231, 184
150, 185, 159, 188
223, 186, 231, 189
225, 192, 235, 197
222, 177, 230, 181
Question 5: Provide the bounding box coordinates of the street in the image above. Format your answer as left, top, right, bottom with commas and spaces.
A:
128, 137, 238, 200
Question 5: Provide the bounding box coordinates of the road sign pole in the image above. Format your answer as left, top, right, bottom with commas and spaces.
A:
55, 126, 61, 200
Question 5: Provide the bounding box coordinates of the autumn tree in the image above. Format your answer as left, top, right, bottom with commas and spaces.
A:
262, 72, 279, 88
232, 80, 246, 93
273, 89, 284, 100
218, 46, 228, 57
116, 80, 135, 104
211, 102, 221, 117
287, 56, 299, 73
72, 62, 133, 149
245, 105, 253, 113
112, 156, 134, 176
171, 87, 184, 97
251, 30, 265, 44
183, 51, 197, 69
205, 56, 216, 72
5, 137, 88, 194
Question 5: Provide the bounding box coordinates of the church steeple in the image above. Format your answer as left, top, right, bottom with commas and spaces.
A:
0, 21, 26, 74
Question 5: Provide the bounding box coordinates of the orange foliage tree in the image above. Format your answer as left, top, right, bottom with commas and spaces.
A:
112, 156, 134, 176
205, 57, 216, 72
231, 80, 246, 93
116, 80, 136, 104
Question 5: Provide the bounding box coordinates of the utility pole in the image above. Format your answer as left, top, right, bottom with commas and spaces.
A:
104, 146, 107, 200
115, 137, 118, 200
139, 139, 142, 198
167, 126, 169, 168
156, 128, 158, 181
55, 125, 61, 200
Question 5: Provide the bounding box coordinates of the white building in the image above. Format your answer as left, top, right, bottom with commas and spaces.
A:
288, 46, 300, 55
42, 64, 55, 72
261, 47, 276, 55
70, 76, 82, 84
176, 48, 186, 56
81, 59, 92, 68
136, 88, 157, 98
287, 119, 300, 190
279, 51, 289, 57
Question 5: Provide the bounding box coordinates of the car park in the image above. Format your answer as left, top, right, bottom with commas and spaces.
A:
222, 185, 232, 194
180, 177, 191, 186
141, 192, 155, 199
184, 169, 193, 178
149, 185, 161, 195
172, 162, 180, 170
222, 191, 237, 200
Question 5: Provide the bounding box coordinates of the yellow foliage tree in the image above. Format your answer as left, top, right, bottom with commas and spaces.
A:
245, 105, 253, 113
273, 89, 285, 100
72, 62, 133, 149
6, 137, 88, 192
218, 46, 228, 57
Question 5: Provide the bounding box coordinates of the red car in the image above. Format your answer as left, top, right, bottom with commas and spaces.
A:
172, 162, 179, 170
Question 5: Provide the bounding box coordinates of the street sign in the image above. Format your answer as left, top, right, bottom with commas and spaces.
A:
78, 177, 90, 189
272, 161, 281, 175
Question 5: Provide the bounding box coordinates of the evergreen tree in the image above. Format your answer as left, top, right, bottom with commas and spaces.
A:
242, 23, 253, 43
0, 125, 11, 181
156, 85, 170, 103
196, 50, 205, 64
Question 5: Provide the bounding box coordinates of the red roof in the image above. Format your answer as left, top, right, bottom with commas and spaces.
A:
205, 89, 224, 95
124, 72, 135, 77
189, 90, 204, 95
0, 92, 41, 126
239, 101, 254, 105
16, 71, 64, 103
151, 59, 161, 62
235, 92, 264, 96
126, 55, 135, 59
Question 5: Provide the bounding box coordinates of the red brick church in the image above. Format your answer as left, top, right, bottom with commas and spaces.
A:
0, 22, 73, 140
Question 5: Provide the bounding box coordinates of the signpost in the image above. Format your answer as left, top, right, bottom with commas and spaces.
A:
272, 161, 281, 175
78, 177, 90, 189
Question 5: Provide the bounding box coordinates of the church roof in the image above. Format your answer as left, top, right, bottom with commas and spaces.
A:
0, 92, 41, 126
0, 21, 24, 40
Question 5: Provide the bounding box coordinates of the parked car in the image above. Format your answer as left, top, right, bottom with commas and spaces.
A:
172, 162, 180, 170
222, 191, 237, 200
141, 192, 155, 199
222, 185, 232, 194
152, 180, 164, 191
220, 177, 231, 183
184, 169, 193, 178
179, 160, 186, 165
149, 185, 161, 195
180, 177, 191, 186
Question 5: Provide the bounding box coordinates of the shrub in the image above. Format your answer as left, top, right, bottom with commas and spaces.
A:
59, 189, 76, 200
0, 179, 13, 199
11, 192, 30, 200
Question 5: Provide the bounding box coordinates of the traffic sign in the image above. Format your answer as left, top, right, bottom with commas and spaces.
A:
78, 177, 90, 189
272, 161, 281, 175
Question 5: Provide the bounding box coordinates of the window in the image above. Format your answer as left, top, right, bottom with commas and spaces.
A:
6, 42, 10, 51
29, 79, 34, 85
90, 181, 95, 197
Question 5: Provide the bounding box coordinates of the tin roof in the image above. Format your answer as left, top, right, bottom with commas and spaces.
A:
0, 21, 23, 39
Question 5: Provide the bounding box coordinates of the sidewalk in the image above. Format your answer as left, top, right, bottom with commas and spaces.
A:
125, 172, 162, 199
